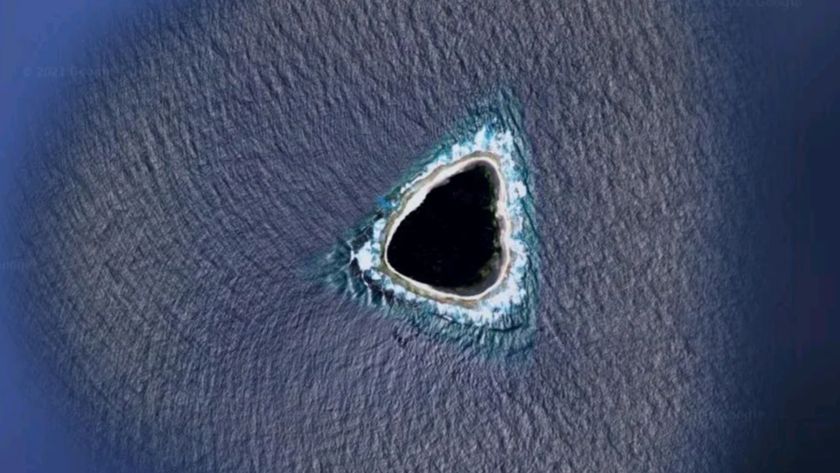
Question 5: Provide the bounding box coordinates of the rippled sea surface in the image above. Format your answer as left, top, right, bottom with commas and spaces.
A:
3, 1, 839, 472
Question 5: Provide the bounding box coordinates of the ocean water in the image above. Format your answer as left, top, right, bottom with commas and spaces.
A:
2, 1, 839, 472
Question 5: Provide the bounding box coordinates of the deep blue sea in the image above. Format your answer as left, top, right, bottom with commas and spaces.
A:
1, 1, 839, 472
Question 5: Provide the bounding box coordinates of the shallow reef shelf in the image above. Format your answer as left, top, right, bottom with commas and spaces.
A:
322, 92, 539, 349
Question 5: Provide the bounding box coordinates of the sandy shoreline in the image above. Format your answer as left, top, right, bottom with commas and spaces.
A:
380, 152, 513, 305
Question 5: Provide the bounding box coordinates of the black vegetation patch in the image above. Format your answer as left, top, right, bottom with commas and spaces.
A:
385, 162, 502, 295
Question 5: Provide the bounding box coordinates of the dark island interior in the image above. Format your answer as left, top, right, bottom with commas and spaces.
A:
385, 162, 503, 296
